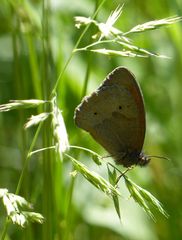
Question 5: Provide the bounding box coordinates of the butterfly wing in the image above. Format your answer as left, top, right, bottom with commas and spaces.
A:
74, 67, 146, 167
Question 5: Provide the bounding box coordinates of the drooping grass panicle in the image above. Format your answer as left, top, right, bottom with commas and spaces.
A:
117, 40, 169, 58
124, 176, 168, 220
0, 99, 47, 112
106, 5, 123, 28
124, 16, 182, 35
98, 4, 124, 39
20, 212, 44, 225
74, 5, 181, 58
65, 153, 120, 198
75, 38, 169, 58
52, 99, 69, 159
75, 5, 129, 42
90, 48, 147, 58
107, 165, 121, 219
24, 112, 51, 129
0, 188, 44, 227
0, 189, 8, 198
136, 184, 169, 218
124, 176, 155, 220
74, 16, 96, 29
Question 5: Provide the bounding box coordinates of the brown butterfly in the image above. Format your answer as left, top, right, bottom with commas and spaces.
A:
74, 67, 150, 167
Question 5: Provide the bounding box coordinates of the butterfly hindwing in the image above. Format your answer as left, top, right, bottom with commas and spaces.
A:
74, 67, 146, 166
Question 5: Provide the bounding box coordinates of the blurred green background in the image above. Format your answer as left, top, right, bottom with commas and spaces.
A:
0, 0, 182, 239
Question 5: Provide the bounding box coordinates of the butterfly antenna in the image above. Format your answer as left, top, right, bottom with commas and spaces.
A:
148, 155, 171, 162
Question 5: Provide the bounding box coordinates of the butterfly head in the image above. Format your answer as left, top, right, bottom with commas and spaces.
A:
116, 150, 151, 167
137, 152, 151, 166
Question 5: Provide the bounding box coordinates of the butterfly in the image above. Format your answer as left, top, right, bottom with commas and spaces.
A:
74, 67, 150, 167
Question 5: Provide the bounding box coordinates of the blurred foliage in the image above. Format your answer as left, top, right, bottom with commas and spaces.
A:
0, 0, 182, 240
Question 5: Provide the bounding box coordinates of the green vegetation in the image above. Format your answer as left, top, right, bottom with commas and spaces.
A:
0, 0, 182, 239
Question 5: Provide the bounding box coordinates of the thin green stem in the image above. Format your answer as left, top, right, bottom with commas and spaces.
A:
1, 219, 9, 240
16, 123, 43, 195
63, 165, 76, 240
80, 0, 100, 98
29, 146, 55, 157
74, 39, 117, 52
50, 0, 107, 97
69, 145, 101, 157
81, 58, 91, 98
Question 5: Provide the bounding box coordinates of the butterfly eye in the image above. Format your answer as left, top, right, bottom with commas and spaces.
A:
118, 105, 122, 110
94, 112, 97, 115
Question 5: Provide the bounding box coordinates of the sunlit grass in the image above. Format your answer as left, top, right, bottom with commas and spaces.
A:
0, 1, 181, 240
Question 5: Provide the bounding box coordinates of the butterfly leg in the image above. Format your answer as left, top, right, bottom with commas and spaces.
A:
102, 154, 114, 159
115, 166, 134, 185
107, 162, 134, 186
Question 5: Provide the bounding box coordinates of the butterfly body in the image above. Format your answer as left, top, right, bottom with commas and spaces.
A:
74, 67, 149, 167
